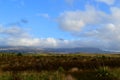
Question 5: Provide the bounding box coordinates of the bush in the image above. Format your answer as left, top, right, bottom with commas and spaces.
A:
16, 53, 22, 56
58, 67, 64, 72
96, 66, 118, 80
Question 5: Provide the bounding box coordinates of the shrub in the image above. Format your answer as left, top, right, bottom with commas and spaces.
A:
96, 66, 118, 80
58, 67, 64, 72
16, 52, 22, 56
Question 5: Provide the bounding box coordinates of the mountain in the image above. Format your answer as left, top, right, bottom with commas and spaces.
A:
44, 47, 111, 53
0, 46, 112, 53
0, 46, 43, 53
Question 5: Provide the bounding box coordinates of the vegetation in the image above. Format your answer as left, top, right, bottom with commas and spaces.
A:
0, 53, 120, 80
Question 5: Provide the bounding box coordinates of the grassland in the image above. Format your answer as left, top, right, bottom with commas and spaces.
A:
0, 53, 120, 80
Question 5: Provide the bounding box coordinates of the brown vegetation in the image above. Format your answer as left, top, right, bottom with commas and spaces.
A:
0, 53, 120, 80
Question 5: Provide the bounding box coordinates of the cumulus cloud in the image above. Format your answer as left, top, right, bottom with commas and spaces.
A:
57, 5, 107, 32
0, 25, 74, 48
0, 26, 29, 38
1, 23, 120, 51
57, 4, 120, 51
0, 25, 100, 48
96, 0, 115, 5
80, 23, 120, 51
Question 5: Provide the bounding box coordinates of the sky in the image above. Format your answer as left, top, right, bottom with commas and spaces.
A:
0, 0, 120, 51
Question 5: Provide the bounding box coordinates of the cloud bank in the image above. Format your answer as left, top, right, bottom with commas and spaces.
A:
0, 25, 104, 49
0, 25, 70, 48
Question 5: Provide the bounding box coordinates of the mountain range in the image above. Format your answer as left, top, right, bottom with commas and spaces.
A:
0, 46, 112, 54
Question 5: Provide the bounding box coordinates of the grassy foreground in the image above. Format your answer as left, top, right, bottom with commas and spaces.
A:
0, 53, 120, 80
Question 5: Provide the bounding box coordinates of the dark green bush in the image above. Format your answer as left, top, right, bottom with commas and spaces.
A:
96, 67, 118, 80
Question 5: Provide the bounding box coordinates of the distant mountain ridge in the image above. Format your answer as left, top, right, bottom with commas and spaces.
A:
44, 47, 111, 53
0, 46, 112, 53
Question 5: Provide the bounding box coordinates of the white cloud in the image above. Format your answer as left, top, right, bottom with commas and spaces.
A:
96, 0, 115, 5
1, 22, 120, 51
0, 26, 30, 38
57, 4, 120, 51
57, 5, 107, 32
0, 25, 75, 48
0, 25, 97, 48
80, 23, 120, 51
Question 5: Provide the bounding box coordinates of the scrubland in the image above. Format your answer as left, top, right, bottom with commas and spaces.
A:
0, 53, 120, 80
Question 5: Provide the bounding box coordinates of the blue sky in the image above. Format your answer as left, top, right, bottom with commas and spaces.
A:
0, 0, 120, 51
0, 0, 79, 39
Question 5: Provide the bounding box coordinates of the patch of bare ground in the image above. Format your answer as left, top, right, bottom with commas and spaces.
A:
65, 74, 76, 80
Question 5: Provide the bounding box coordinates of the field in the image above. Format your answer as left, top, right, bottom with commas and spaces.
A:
0, 53, 120, 80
